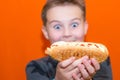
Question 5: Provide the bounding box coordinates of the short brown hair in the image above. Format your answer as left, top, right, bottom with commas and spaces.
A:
41, 0, 86, 26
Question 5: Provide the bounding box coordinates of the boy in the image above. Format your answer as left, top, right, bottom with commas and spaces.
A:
26, 0, 112, 80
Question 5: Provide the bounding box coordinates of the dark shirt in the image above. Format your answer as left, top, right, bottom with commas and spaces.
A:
26, 56, 112, 80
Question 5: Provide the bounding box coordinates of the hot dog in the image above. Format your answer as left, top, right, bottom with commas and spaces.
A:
45, 41, 109, 63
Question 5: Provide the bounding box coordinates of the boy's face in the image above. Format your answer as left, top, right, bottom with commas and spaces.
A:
42, 5, 88, 44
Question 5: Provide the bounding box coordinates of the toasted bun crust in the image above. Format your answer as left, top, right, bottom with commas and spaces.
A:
45, 41, 109, 63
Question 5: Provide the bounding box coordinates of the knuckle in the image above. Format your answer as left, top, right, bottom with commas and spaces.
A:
89, 69, 95, 74
58, 62, 64, 67
71, 62, 77, 68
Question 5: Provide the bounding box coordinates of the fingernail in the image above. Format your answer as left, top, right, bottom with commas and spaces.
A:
70, 56, 75, 60
89, 60, 91, 63
83, 58, 87, 62
91, 58, 96, 61
84, 55, 89, 59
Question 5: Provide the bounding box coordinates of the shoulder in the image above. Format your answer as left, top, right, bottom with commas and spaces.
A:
26, 56, 57, 71
28, 56, 51, 66
26, 56, 48, 74
26, 56, 58, 79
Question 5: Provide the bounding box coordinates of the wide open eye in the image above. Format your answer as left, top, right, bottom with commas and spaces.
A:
53, 24, 61, 30
71, 22, 79, 28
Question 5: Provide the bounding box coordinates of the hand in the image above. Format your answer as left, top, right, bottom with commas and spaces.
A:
55, 57, 76, 80
72, 57, 100, 80
55, 56, 100, 80
55, 56, 87, 80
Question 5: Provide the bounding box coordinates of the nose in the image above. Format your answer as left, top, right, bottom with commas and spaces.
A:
63, 28, 72, 38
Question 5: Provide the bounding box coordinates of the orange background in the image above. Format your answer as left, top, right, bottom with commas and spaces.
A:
0, 0, 120, 80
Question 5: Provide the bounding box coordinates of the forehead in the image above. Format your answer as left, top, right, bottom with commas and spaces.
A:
46, 5, 84, 21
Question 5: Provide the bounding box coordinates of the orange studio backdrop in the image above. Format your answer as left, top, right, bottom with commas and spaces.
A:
0, 0, 120, 80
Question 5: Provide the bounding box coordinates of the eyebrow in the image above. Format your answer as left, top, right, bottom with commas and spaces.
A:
70, 18, 81, 22
48, 20, 61, 24
48, 18, 82, 24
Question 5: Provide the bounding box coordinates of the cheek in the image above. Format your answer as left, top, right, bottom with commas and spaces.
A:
75, 32, 84, 38
48, 31, 62, 43
73, 29, 85, 40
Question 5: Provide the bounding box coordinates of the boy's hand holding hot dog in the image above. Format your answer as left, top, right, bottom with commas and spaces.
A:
55, 56, 100, 80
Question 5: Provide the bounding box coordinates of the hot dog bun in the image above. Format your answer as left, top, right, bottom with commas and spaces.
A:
45, 41, 109, 63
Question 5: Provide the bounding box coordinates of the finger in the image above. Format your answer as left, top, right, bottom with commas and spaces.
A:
80, 77, 84, 80
58, 57, 75, 68
72, 73, 81, 80
77, 73, 82, 79
91, 58, 100, 71
70, 68, 82, 77
70, 67, 80, 74
78, 64, 90, 80
82, 59, 95, 76
66, 56, 89, 72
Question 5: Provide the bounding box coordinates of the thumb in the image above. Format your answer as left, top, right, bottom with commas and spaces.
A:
58, 57, 75, 68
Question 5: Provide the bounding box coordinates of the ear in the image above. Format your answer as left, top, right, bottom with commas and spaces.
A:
42, 26, 49, 40
84, 21, 88, 35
